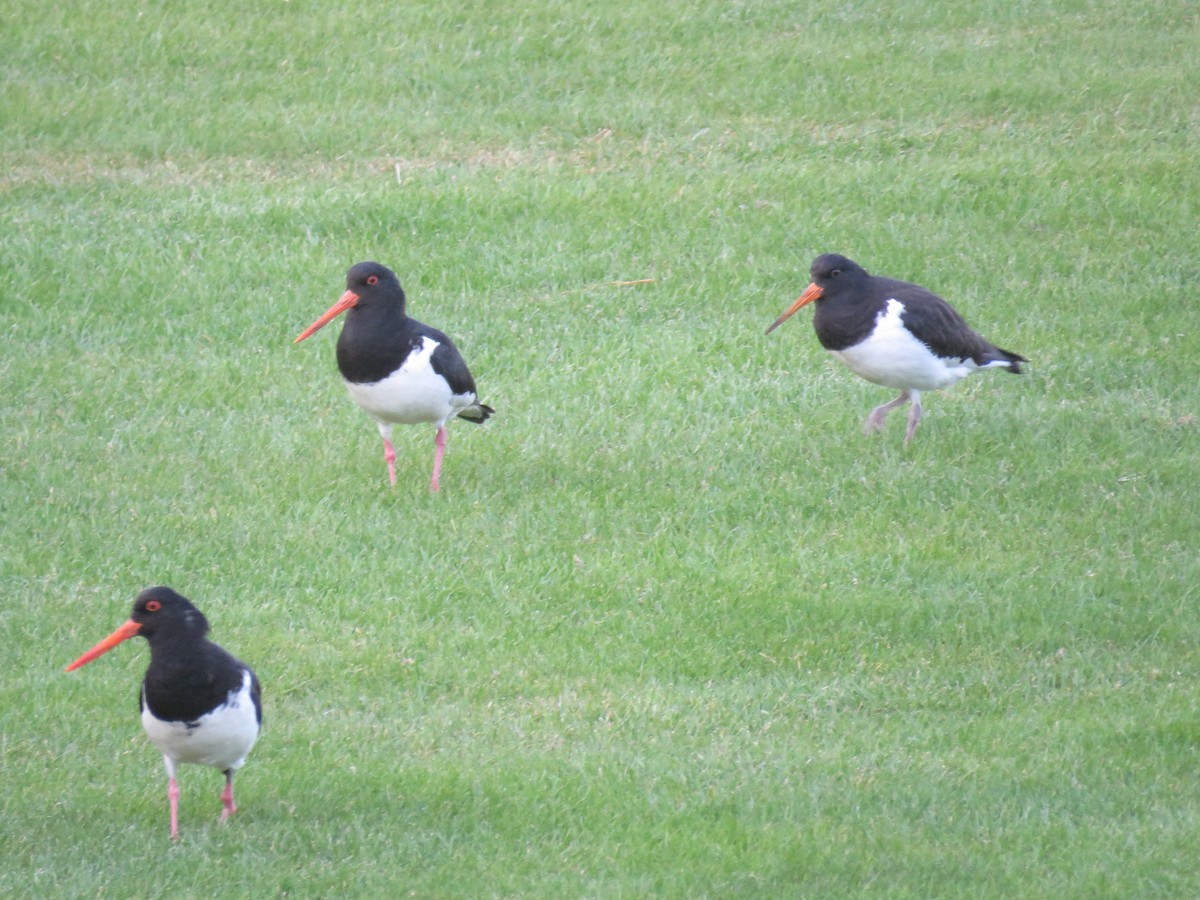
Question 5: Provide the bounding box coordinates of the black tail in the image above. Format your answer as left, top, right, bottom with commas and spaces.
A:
457, 403, 495, 424
998, 347, 1027, 374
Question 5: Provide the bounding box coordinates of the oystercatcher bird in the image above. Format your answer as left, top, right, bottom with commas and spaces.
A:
295, 261, 494, 491
66, 587, 262, 840
766, 254, 1026, 441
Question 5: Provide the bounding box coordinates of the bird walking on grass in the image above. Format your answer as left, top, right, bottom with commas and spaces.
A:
295, 261, 493, 491
66, 587, 262, 840
766, 253, 1026, 441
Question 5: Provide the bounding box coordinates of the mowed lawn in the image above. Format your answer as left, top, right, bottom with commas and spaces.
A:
2, 0, 1198, 896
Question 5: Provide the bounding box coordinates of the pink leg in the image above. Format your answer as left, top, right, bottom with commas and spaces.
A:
220, 771, 236, 822
430, 426, 447, 492
375, 422, 397, 487
382, 437, 397, 487
865, 391, 911, 434
903, 392, 924, 443
168, 776, 181, 840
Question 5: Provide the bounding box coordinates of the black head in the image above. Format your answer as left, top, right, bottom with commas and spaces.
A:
66, 586, 211, 672
344, 261, 405, 311
294, 261, 408, 344
766, 253, 871, 335
809, 254, 870, 295
130, 586, 210, 640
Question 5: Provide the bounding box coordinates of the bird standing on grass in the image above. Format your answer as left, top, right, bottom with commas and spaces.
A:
766, 253, 1026, 441
295, 261, 494, 491
66, 587, 262, 840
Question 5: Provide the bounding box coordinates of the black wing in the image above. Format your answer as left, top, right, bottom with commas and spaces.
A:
896, 288, 1023, 369
425, 326, 479, 397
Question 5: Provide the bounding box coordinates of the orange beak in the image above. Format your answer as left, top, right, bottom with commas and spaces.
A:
765, 282, 823, 335
65, 619, 143, 672
294, 289, 360, 343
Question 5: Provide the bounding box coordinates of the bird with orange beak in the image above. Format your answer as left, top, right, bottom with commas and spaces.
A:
295, 261, 493, 491
767, 254, 1026, 441
66, 587, 262, 840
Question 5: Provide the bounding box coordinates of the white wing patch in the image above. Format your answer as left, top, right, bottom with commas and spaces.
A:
832, 299, 979, 391
344, 336, 477, 426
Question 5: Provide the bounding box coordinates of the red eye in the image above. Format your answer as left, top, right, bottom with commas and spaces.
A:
145, 600, 162, 612
367, 275, 379, 285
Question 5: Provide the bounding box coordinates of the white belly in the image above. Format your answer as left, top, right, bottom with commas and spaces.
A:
833, 299, 976, 391
142, 671, 259, 771
344, 337, 475, 426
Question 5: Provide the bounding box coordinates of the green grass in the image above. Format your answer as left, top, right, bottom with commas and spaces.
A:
2, 0, 1198, 895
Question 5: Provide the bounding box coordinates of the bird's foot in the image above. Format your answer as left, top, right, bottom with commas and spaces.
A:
220, 776, 236, 821
864, 392, 911, 435
429, 427, 446, 492
383, 438, 397, 487
168, 777, 181, 840
903, 404, 923, 443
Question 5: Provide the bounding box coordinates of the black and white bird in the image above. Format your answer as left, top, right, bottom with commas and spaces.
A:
766, 254, 1026, 441
295, 261, 494, 491
66, 587, 262, 840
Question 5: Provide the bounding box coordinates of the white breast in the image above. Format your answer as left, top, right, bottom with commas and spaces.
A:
344, 336, 476, 426
141, 670, 260, 771
832, 299, 978, 391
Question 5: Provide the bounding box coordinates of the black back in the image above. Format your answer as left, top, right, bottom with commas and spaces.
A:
334, 262, 480, 395
808, 254, 1025, 370
131, 587, 263, 727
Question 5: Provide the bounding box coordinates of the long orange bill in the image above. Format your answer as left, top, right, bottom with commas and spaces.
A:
765, 282, 823, 335
65, 619, 142, 672
294, 290, 360, 343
